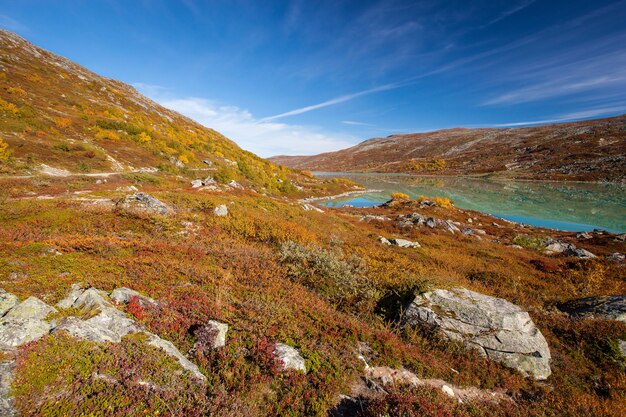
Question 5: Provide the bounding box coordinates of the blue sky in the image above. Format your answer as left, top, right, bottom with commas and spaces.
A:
2, 0, 626, 156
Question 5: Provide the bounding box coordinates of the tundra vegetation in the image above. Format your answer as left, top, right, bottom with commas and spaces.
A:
0, 29, 625, 417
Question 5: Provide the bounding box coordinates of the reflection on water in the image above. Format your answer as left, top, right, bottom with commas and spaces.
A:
316, 173, 626, 233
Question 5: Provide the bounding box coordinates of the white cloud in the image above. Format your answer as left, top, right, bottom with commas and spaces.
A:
342, 120, 376, 126
138, 93, 356, 157
260, 83, 400, 121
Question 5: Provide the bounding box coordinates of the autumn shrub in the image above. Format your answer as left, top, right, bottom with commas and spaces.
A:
0, 138, 10, 161
279, 240, 376, 312
391, 192, 410, 201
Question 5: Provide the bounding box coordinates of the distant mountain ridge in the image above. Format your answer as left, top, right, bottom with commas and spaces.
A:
270, 116, 626, 182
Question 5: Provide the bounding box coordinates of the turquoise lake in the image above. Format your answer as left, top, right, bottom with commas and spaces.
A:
315, 173, 626, 233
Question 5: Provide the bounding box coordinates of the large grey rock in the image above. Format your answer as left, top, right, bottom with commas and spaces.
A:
0, 319, 55, 350
117, 193, 171, 215
0, 290, 19, 317
565, 247, 596, 259
403, 288, 551, 380
274, 343, 306, 372
557, 295, 626, 322
3, 297, 56, 322
56, 283, 86, 309
53, 316, 122, 343
110, 287, 156, 307
147, 334, 206, 381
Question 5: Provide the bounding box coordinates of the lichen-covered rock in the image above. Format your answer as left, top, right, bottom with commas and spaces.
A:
56, 283, 85, 309
147, 334, 206, 381
557, 295, 626, 322
3, 297, 56, 322
213, 204, 228, 217
53, 316, 122, 343
0, 360, 16, 417
0, 291, 19, 317
274, 343, 306, 372
110, 287, 156, 307
403, 288, 551, 380
117, 192, 171, 215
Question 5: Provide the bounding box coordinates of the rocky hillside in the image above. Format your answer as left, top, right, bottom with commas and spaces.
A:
270, 116, 626, 182
0, 29, 339, 196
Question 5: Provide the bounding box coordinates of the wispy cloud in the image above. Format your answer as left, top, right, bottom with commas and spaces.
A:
0, 15, 29, 33
342, 120, 376, 126
260, 83, 400, 121
484, 0, 536, 26
492, 105, 626, 127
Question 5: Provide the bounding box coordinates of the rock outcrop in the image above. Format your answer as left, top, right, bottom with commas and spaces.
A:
403, 288, 551, 380
557, 295, 626, 322
0, 285, 206, 383
116, 193, 171, 216
274, 343, 306, 372
379, 236, 421, 248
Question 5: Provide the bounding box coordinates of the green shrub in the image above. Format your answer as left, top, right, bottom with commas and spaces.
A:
279, 241, 376, 312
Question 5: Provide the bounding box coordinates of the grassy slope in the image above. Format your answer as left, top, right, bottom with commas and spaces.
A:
0, 29, 356, 198
1, 177, 625, 416
270, 117, 626, 182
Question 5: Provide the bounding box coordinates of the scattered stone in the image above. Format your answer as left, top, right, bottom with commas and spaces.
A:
117, 193, 171, 216
213, 204, 228, 217
191, 179, 203, 188
557, 295, 626, 322
544, 241, 574, 253
441, 385, 455, 398
565, 247, 596, 259
193, 320, 228, 352
378, 236, 391, 246
576, 232, 592, 239
228, 180, 244, 190
202, 160, 213, 167
403, 288, 551, 380
274, 343, 306, 372
461, 227, 487, 237
607, 253, 625, 263
302, 203, 324, 213
389, 238, 421, 248
619, 340, 626, 359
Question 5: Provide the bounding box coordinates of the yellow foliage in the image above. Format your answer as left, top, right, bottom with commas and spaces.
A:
95, 128, 120, 141
0, 138, 10, 161
7, 87, 27, 97
418, 195, 454, 209
54, 117, 72, 129
137, 132, 151, 143
391, 192, 410, 201
0, 98, 19, 115
178, 154, 189, 164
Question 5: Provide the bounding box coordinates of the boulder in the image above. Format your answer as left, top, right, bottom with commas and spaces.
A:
213, 204, 228, 217
565, 247, 596, 259
191, 179, 203, 188
193, 320, 228, 352
228, 180, 244, 190
389, 238, 421, 248
147, 334, 206, 381
0, 291, 19, 317
56, 283, 86, 309
53, 316, 122, 343
3, 297, 56, 322
557, 295, 626, 322
608, 253, 625, 263
110, 287, 156, 307
117, 193, 171, 216
274, 343, 306, 372
378, 236, 391, 246
0, 360, 16, 417
403, 288, 551, 380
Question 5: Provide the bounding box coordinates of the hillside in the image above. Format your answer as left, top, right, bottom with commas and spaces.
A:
270, 116, 626, 182
0, 29, 352, 196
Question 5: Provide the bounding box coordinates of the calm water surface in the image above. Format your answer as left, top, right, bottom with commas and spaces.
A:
315, 173, 626, 233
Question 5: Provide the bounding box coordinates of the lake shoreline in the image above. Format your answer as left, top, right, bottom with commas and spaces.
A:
313, 171, 626, 186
